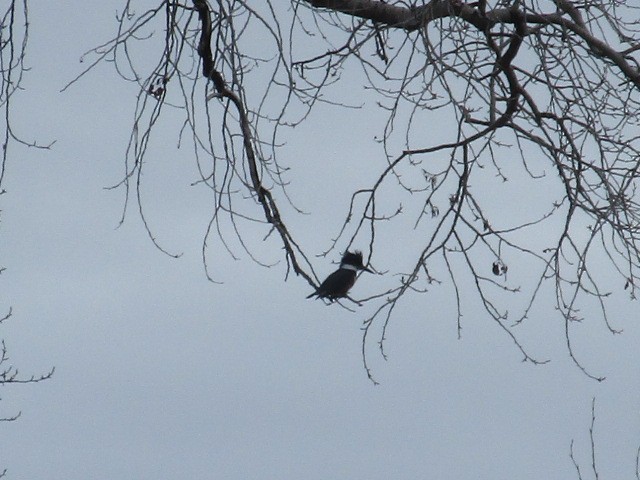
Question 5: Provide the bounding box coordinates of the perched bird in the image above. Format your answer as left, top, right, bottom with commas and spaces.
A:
307, 251, 372, 301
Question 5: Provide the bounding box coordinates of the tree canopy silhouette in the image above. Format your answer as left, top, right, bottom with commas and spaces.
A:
7, 1, 640, 382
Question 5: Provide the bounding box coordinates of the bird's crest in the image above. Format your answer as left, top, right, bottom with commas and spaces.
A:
341, 250, 363, 266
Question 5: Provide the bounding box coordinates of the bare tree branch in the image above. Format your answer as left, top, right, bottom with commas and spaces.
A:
58, 0, 640, 383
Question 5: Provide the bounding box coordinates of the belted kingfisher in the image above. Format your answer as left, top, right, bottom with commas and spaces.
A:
307, 250, 372, 301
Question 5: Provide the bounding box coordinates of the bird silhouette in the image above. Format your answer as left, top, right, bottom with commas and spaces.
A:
307, 251, 372, 301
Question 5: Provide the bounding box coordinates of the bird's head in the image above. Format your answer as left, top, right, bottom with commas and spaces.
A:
341, 250, 373, 273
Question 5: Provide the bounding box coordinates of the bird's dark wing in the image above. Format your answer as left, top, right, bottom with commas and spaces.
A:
307, 269, 356, 300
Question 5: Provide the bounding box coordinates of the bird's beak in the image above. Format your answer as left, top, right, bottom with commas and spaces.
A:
361, 266, 373, 274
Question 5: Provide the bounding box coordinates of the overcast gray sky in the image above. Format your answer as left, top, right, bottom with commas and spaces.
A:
1, 2, 640, 479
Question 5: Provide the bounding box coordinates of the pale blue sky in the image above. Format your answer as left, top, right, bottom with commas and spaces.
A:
1, 2, 639, 479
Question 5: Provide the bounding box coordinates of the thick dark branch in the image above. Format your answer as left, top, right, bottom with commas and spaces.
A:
193, 0, 225, 92
303, 0, 640, 88
304, 0, 420, 28
304, 0, 492, 30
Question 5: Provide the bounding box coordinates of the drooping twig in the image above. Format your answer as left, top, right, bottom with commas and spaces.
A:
192, 0, 315, 287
